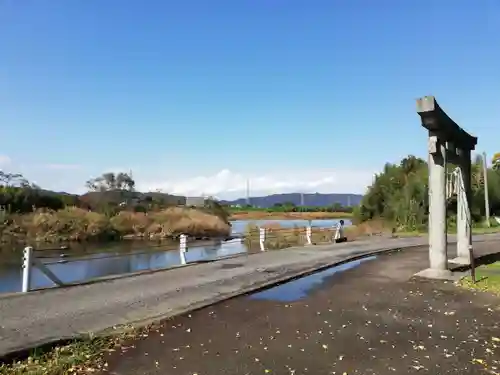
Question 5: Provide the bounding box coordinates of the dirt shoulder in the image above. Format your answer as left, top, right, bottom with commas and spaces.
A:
100, 241, 500, 375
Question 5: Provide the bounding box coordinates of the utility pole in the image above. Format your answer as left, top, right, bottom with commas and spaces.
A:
483, 152, 491, 227
246, 179, 250, 206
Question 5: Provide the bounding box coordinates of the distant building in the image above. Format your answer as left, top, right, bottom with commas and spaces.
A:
186, 196, 206, 207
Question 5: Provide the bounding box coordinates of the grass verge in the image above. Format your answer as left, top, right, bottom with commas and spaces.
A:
0, 325, 144, 375
458, 261, 500, 295
394, 225, 500, 238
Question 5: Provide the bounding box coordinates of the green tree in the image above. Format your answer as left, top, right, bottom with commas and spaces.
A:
492, 152, 500, 171
354, 156, 429, 230
85, 172, 135, 192
355, 153, 500, 229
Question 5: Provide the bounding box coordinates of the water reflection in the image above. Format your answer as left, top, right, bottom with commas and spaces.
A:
0, 218, 349, 294
249, 256, 377, 302
230, 218, 351, 234
0, 239, 247, 294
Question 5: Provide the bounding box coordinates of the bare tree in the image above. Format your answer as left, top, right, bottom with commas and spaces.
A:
0, 171, 32, 188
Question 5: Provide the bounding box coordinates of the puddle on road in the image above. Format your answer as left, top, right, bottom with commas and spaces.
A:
249, 256, 377, 302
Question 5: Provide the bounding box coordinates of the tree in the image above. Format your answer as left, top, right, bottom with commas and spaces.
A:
354, 153, 500, 229
0, 171, 30, 187
0, 170, 67, 212
332, 202, 343, 211
492, 152, 500, 171
85, 172, 135, 192
354, 156, 429, 230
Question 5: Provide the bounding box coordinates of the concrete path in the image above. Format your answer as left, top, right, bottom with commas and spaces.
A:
0, 234, 498, 357
100, 240, 500, 375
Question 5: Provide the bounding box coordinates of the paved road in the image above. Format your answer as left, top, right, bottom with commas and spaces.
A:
0, 234, 498, 357
99, 240, 500, 375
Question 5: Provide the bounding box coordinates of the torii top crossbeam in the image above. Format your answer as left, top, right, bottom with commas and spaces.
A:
416, 96, 477, 151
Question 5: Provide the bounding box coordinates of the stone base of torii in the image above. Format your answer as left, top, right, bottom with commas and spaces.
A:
414, 96, 477, 280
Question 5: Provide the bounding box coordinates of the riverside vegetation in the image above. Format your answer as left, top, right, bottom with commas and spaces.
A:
354, 154, 500, 232
0, 171, 230, 246
244, 154, 500, 250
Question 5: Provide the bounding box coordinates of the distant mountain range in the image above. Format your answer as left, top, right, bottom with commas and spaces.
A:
221, 193, 363, 208
37, 189, 362, 209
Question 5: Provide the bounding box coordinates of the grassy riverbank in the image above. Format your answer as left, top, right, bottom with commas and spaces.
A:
0, 326, 139, 375
0, 207, 231, 244
230, 210, 352, 220
393, 224, 500, 238
458, 261, 500, 295
244, 220, 387, 250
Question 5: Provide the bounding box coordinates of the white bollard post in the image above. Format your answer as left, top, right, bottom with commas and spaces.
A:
179, 234, 187, 265
259, 227, 266, 251
22, 246, 33, 293
306, 225, 312, 245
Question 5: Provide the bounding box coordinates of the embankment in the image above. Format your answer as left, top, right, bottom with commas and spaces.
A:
0, 206, 231, 244
230, 211, 352, 220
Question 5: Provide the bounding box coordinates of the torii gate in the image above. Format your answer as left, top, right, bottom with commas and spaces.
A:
415, 96, 477, 279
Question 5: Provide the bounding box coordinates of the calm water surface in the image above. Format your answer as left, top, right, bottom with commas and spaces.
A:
0, 218, 350, 294
230, 218, 351, 234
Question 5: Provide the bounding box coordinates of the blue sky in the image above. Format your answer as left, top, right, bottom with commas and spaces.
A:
1, 0, 499, 198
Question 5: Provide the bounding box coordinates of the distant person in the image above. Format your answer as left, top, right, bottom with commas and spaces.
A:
334, 219, 347, 243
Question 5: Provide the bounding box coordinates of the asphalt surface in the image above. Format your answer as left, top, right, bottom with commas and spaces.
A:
0, 235, 434, 357
99, 241, 500, 375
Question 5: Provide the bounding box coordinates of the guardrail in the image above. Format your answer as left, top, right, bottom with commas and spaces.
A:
19, 223, 345, 293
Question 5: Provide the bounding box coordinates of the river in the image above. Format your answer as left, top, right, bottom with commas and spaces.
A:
0, 218, 351, 294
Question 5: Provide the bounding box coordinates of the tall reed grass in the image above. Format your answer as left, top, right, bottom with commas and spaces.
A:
0, 206, 231, 244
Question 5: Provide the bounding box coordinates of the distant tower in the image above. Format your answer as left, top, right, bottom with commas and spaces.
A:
246, 179, 250, 206
300, 192, 305, 206
347, 195, 351, 207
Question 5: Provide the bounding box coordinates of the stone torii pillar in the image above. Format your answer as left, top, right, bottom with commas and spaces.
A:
415, 96, 477, 279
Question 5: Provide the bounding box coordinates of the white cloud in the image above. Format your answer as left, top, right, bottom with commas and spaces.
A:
0, 155, 11, 166
138, 168, 376, 199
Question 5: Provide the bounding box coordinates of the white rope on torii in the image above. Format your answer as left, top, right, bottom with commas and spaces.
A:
446, 169, 459, 200
447, 167, 471, 225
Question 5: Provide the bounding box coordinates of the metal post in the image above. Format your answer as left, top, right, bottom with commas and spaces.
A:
22, 246, 33, 293
483, 152, 491, 227
259, 227, 265, 251
469, 245, 476, 284
306, 225, 312, 245
179, 234, 187, 265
